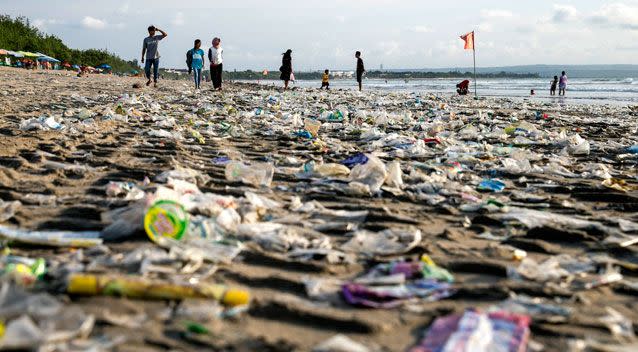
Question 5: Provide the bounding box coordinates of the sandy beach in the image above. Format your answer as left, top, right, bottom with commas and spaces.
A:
1, 67, 638, 351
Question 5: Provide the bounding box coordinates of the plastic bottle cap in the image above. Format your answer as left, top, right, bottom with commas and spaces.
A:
144, 200, 189, 243
222, 289, 250, 306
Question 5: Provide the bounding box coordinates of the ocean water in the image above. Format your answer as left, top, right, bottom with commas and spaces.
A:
252, 78, 638, 105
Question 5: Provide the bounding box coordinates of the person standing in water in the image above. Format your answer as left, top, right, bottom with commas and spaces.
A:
187, 39, 205, 90
355, 51, 365, 91
559, 71, 568, 96
550, 75, 558, 96
321, 69, 330, 90
141, 25, 168, 88
280, 49, 293, 90
208, 37, 224, 90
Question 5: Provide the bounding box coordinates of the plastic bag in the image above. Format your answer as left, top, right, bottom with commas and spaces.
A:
304, 119, 321, 137
384, 161, 403, 189
349, 155, 387, 194
225, 161, 275, 188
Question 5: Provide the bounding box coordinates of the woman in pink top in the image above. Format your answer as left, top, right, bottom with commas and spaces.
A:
559, 71, 567, 96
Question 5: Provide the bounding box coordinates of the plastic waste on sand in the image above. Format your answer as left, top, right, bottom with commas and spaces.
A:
0, 283, 96, 350
349, 155, 387, 194
225, 161, 275, 188
409, 309, 530, 352
477, 179, 506, 192
341, 257, 455, 308
304, 118, 321, 137
313, 334, 371, 352
341, 228, 422, 256
67, 273, 250, 307
0, 225, 102, 247
312, 163, 351, 178
341, 153, 369, 168
19, 116, 64, 131
144, 200, 190, 243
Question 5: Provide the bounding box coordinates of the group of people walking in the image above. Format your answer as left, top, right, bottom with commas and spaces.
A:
186, 38, 224, 90
142, 25, 366, 92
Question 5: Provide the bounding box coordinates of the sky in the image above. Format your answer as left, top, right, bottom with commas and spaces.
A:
2, 0, 638, 70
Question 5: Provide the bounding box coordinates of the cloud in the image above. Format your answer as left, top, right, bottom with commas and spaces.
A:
32, 18, 64, 30
551, 4, 579, 23
480, 9, 514, 19
411, 25, 433, 33
477, 23, 494, 33
119, 2, 130, 14
81, 16, 106, 30
171, 12, 185, 26
588, 3, 638, 30
376, 41, 400, 57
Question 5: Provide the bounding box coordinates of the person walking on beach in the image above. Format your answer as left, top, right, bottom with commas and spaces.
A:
280, 49, 293, 90
355, 51, 365, 91
321, 69, 330, 90
559, 71, 568, 96
208, 37, 224, 90
141, 25, 168, 88
186, 39, 205, 90
550, 76, 558, 96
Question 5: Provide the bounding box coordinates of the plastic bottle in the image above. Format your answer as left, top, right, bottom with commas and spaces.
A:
67, 274, 250, 306
224, 161, 274, 188
304, 119, 321, 137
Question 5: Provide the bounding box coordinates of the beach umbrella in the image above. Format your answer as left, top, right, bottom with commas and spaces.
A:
17, 51, 40, 58
62, 62, 71, 68
72, 64, 80, 70
0, 49, 7, 55
97, 64, 112, 70
8, 51, 23, 58
37, 55, 60, 63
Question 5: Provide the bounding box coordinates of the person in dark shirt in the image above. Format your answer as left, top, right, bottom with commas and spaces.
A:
456, 80, 470, 95
550, 75, 558, 96
355, 51, 365, 91
280, 49, 293, 90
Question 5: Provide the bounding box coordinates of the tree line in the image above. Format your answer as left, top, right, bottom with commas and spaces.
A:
0, 15, 139, 72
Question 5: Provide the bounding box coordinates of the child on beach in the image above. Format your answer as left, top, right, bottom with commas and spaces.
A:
355, 51, 365, 91
550, 76, 558, 96
559, 71, 567, 96
321, 69, 330, 89
186, 39, 205, 90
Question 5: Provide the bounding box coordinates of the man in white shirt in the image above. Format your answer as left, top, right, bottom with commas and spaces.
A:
208, 37, 224, 90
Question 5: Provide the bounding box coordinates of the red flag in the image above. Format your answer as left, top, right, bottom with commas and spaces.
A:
460, 31, 474, 50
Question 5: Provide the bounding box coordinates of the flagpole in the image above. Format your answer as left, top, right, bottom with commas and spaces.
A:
473, 31, 477, 98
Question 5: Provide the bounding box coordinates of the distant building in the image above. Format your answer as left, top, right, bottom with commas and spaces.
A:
380, 64, 384, 71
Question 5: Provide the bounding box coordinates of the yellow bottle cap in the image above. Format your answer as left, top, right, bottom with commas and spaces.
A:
222, 289, 250, 307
